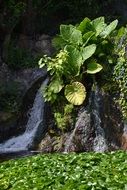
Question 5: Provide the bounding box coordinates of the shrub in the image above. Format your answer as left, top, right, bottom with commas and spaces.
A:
39, 17, 118, 105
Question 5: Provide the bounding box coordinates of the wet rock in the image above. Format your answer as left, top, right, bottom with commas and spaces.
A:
64, 108, 94, 152
38, 108, 93, 153
58, 87, 125, 152
100, 92, 124, 150
89, 87, 124, 151
12, 67, 47, 94
0, 63, 47, 97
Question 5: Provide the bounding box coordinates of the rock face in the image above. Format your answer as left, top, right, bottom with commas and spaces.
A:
0, 63, 47, 94
35, 35, 54, 56
39, 86, 127, 152
64, 87, 125, 152
18, 34, 54, 57
64, 108, 94, 153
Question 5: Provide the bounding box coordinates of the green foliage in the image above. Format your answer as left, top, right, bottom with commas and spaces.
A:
60, 25, 83, 45
39, 50, 68, 103
113, 27, 127, 119
39, 17, 118, 129
81, 44, 96, 62
0, 151, 126, 189
39, 17, 117, 105
100, 20, 118, 38
54, 104, 74, 131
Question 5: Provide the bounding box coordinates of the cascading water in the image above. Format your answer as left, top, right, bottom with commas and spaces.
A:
91, 85, 108, 152
0, 78, 48, 153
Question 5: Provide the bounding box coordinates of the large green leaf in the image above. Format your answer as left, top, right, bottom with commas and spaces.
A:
100, 19, 118, 38
83, 31, 95, 46
91, 17, 106, 36
77, 17, 91, 33
60, 25, 83, 45
87, 61, 103, 74
65, 82, 86, 105
65, 45, 83, 76
82, 44, 96, 62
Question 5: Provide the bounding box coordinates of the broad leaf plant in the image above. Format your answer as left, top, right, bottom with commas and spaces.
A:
39, 17, 118, 129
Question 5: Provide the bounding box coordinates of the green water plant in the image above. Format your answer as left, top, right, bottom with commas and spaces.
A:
0, 151, 126, 189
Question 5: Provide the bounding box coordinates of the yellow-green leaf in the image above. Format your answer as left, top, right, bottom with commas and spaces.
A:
65, 82, 86, 105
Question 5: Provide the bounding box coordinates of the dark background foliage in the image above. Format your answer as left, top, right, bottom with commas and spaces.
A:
0, 0, 127, 37
0, 0, 127, 68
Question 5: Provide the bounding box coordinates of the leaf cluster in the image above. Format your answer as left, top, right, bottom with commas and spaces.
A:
54, 104, 74, 132
0, 151, 126, 189
39, 17, 118, 130
39, 17, 118, 107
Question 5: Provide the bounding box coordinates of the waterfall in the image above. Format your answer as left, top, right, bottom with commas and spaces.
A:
91, 85, 108, 152
0, 78, 48, 153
